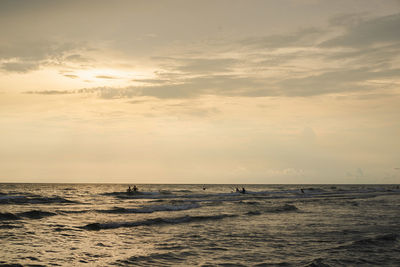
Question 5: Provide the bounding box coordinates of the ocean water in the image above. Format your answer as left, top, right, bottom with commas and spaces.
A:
1, 184, 400, 266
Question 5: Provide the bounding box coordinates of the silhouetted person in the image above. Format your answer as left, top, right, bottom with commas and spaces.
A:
301, 188, 304, 194
241, 187, 246, 194
133, 185, 138, 192
127, 186, 132, 194
236, 187, 240, 193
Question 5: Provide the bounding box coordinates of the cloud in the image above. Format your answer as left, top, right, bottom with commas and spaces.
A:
323, 43, 400, 67
241, 27, 324, 49
25, 90, 75, 95
95, 75, 118, 79
64, 54, 90, 62
0, 61, 39, 73
278, 67, 400, 96
0, 40, 88, 73
4, 7, 398, 99
79, 63, 400, 99
173, 58, 238, 74
84, 74, 273, 100
64, 74, 79, 79
132, 78, 170, 84
321, 13, 400, 47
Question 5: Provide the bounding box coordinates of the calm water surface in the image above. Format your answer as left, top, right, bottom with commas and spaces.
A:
1, 184, 400, 266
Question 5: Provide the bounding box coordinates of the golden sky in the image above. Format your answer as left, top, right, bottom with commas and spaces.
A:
1, 0, 400, 183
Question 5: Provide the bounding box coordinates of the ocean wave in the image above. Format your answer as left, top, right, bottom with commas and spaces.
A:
246, 211, 262, 216
0, 210, 57, 221
100, 188, 400, 202
173, 190, 193, 193
304, 258, 332, 267
102, 191, 159, 197
351, 233, 398, 247
56, 209, 91, 214
0, 195, 77, 205
97, 203, 201, 214
0, 212, 20, 220
82, 214, 237, 231
113, 251, 196, 266
0, 224, 23, 229
239, 201, 260, 205
18, 210, 57, 219
337, 233, 399, 250
245, 204, 298, 216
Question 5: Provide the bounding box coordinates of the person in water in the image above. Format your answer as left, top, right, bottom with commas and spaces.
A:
301, 188, 304, 194
127, 186, 132, 194
241, 187, 246, 194
133, 185, 138, 192
235, 187, 240, 193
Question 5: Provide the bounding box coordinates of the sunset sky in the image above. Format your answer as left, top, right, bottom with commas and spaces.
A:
1, 0, 399, 183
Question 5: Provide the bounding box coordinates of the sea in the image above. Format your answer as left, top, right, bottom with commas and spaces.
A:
1, 183, 400, 266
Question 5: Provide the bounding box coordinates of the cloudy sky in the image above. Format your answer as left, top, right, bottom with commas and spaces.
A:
1, 0, 399, 184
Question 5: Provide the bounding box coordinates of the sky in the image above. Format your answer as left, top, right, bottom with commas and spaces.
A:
1, 0, 400, 184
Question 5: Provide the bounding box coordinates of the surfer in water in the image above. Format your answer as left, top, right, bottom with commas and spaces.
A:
241, 187, 246, 194
133, 185, 138, 192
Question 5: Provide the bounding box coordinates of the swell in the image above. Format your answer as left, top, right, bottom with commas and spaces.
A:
82, 214, 237, 231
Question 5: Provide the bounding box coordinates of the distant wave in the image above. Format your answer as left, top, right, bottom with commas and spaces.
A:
82, 214, 236, 231
97, 203, 201, 214
0, 194, 77, 205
